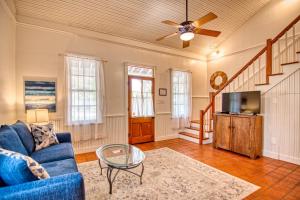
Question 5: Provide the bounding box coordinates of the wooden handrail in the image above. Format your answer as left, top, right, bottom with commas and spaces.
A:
272, 15, 300, 43
198, 15, 300, 144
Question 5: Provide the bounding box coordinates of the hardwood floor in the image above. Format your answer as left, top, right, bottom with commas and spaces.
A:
75, 138, 300, 200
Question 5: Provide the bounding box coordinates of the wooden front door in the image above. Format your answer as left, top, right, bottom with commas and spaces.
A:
128, 76, 155, 144
231, 116, 251, 156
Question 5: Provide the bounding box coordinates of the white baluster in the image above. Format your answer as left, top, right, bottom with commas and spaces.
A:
259, 56, 261, 83
247, 68, 250, 91
285, 32, 288, 63
278, 41, 281, 73
293, 26, 296, 62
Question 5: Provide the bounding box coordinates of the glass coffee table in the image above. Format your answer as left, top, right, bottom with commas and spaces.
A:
96, 144, 145, 194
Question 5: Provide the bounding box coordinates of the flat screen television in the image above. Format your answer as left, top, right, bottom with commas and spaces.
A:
222, 91, 261, 114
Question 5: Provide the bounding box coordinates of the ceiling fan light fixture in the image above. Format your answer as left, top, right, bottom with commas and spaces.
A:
180, 32, 194, 41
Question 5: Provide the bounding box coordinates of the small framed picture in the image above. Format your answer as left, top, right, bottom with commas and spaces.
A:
159, 88, 167, 96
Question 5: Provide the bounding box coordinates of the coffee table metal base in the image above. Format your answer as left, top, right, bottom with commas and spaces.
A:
98, 159, 144, 194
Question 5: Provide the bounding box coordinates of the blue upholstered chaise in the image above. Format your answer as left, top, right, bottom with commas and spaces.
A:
0, 121, 85, 200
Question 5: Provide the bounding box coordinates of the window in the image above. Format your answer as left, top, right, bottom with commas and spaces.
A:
65, 56, 104, 124
171, 70, 192, 119
128, 65, 153, 77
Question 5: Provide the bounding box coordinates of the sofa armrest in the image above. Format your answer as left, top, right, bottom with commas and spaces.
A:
56, 132, 72, 143
0, 172, 85, 200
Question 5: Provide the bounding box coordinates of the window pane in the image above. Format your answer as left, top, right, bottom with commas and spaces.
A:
172, 70, 191, 118
68, 56, 100, 123
128, 65, 153, 77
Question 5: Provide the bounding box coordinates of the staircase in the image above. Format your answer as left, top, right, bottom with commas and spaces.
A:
178, 120, 213, 144
180, 15, 300, 144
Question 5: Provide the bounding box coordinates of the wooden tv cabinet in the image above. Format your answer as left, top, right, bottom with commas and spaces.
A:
213, 113, 263, 159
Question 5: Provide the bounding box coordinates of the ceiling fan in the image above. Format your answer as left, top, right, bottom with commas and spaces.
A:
156, 0, 221, 48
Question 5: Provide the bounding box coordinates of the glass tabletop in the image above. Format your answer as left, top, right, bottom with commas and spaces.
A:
96, 144, 145, 168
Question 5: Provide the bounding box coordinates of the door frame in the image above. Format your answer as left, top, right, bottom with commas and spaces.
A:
124, 63, 156, 144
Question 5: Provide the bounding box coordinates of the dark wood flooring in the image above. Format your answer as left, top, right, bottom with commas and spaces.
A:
75, 138, 300, 200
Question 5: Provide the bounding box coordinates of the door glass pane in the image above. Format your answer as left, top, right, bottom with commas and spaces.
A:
142, 80, 154, 117
131, 78, 154, 117
131, 79, 142, 117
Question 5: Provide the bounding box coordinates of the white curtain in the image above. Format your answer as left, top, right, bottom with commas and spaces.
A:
131, 78, 154, 117
64, 55, 106, 141
171, 70, 192, 129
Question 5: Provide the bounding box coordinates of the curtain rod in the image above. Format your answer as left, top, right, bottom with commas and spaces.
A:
58, 53, 108, 63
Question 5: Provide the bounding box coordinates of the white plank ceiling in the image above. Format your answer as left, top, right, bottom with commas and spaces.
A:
14, 0, 270, 55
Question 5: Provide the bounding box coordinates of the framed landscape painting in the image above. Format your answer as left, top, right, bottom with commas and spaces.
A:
24, 79, 56, 112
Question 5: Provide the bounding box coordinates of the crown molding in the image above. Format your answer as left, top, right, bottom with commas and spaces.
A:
16, 15, 207, 62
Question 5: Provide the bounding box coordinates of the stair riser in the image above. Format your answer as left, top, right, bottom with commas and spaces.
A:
190, 123, 200, 128
183, 128, 199, 135
190, 123, 212, 130
179, 134, 213, 144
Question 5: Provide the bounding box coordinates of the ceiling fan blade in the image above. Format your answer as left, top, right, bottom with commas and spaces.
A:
161, 20, 182, 28
192, 12, 217, 28
194, 28, 221, 37
156, 32, 178, 41
183, 41, 190, 48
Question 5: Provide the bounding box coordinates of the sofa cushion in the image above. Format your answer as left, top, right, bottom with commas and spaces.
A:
0, 148, 49, 186
31, 143, 74, 163
0, 126, 28, 155
10, 121, 35, 154
42, 158, 78, 177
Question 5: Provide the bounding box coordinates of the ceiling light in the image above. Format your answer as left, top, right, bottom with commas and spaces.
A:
180, 32, 195, 41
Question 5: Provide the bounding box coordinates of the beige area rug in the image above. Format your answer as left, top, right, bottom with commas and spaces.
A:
78, 147, 259, 200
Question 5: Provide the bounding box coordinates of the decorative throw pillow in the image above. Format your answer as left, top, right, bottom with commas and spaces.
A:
30, 123, 59, 151
0, 148, 49, 185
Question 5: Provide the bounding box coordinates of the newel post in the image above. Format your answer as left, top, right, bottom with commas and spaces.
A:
209, 92, 215, 131
266, 39, 273, 82
199, 110, 204, 145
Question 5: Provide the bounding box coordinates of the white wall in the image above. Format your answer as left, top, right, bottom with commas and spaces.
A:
0, 2, 16, 123
262, 69, 300, 165
207, 0, 300, 88
15, 24, 208, 152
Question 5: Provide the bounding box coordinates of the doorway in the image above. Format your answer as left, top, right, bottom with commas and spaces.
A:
127, 66, 155, 144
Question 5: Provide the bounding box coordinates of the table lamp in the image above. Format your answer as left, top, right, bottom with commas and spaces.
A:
26, 109, 49, 124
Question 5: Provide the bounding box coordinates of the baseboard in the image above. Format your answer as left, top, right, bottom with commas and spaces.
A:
155, 134, 178, 141
279, 154, 300, 165
74, 145, 99, 154
263, 150, 279, 159
263, 150, 300, 165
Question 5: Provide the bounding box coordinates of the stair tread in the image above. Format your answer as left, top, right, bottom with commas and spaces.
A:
269, 73, 283, 76
179, 132, 209, 140
190, 120, 200, 124
281, 61, 299, 66
186, 126, 200, 131
255, 83, 269, 86
190, 120, 210, 124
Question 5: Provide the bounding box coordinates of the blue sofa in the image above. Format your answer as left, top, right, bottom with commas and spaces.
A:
0, 121, 85, 200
